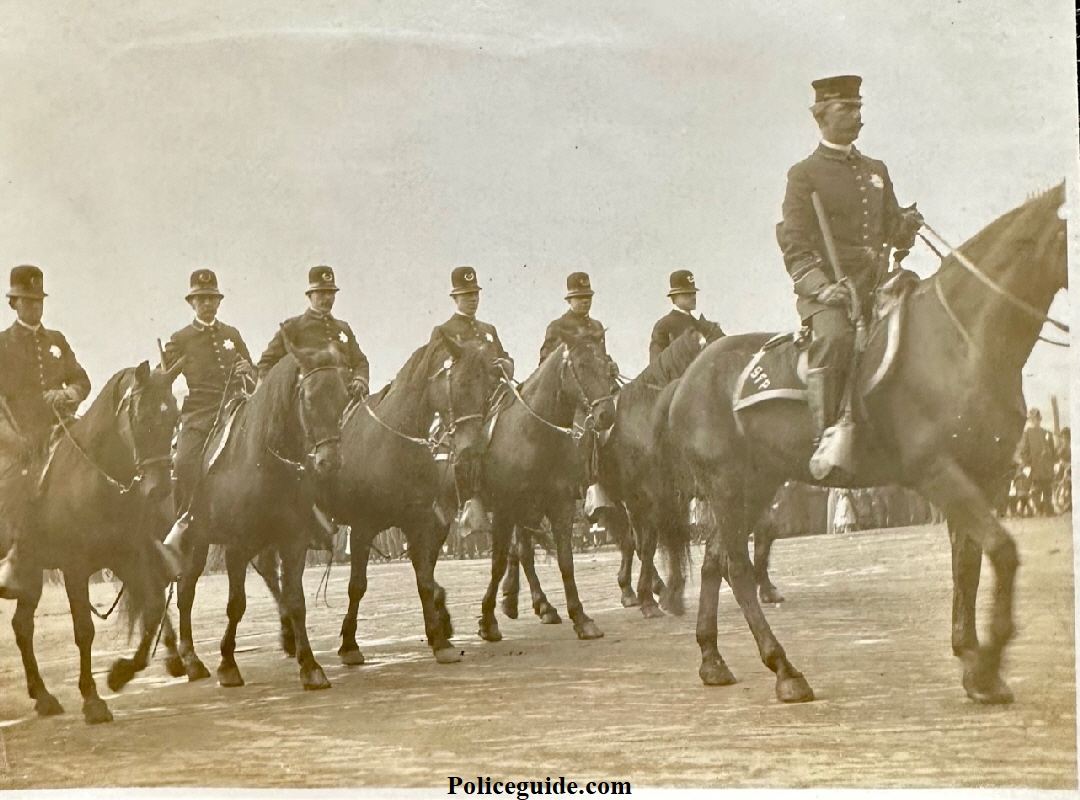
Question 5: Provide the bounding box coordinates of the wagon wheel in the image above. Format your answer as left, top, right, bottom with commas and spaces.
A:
1053, 476, 1071, 514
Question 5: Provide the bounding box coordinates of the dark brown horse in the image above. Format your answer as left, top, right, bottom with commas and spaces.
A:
478, 331, 616, 642
599, 328, 715, 619
3, 362, 181, 723
174, 347, 348, 691
660, 184, 1067, 704
328, 332, 496, 665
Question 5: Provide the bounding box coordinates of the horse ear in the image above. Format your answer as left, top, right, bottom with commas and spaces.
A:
134, 360, 151, 384
279, 324, 299, 359
441, 332, 464, 360
164, 357, 185, 383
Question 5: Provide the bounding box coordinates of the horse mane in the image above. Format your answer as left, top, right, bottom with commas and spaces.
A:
246, 353, 303, 449
68, 367, 133, 447
935, 182, 1065, 274
371, 339, 443, 409
620, 330, 704, 406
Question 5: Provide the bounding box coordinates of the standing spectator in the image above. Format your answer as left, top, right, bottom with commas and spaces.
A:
1018, 408, 1056, 516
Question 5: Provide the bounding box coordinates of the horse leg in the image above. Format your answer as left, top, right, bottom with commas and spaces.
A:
479, 512, 513, 641
254, 547, 294, 657
696, 530, 737, 687
107, 549, 170, 692
338, 525, 376, 666
754, 523, 785, 604
216, 547, 248, 688
611, 506, 639, 607
64, 571, 113, 723
12, 572, 63, 716
518, 528, 561, 624
949, 519, 981, 657
161, 614, 185, 678
629, 505, 664, 619
405, 520, 460, 664
176, 542, 211, 681
549, 500, 602, 640
279, 538, 329, 690
918, 459, 1017, 704
499, 528, 521, 619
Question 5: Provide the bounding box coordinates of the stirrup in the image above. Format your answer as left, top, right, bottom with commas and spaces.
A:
809, 420, 857, 480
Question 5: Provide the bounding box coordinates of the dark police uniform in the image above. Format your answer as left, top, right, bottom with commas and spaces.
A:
436, 266, 514, 378
649, 270, 725, 362
776, 75, 919, 440
539, 273, 618, 379
0, 266, 90, 448
163, 270, 254, 512
257, 267, 370, 394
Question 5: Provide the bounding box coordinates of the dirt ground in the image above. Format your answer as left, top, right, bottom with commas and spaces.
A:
0, 516, 1074, 791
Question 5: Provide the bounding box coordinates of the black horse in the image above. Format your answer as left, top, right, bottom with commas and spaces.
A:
327, 333, 495, 665
3, 362, 181, 723
174, 346, 348, 690
477, 331, 616, 642
660, 184, 1067, 704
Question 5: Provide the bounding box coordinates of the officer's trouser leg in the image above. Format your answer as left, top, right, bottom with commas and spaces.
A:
806, 308, 856, 439
164, 422, 212, 557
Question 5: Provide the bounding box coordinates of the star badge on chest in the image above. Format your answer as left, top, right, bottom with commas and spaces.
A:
222, 339, 236, 351
338, 331, 349, 344
485, 333, 493, 343
870, 173, 884, 189
49, 344, 62, 359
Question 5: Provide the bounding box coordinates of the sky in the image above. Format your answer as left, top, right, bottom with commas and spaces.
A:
0, 1, 1076, 423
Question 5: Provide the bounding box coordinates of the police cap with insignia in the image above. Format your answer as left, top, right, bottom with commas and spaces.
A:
185, 269, 223, 301
450, 266, 481, 296
811, 74, 862, 106
565, 271, 594, 299
7, 265, 47, 300
307, 265, 339, 293
668, 269, 698, 297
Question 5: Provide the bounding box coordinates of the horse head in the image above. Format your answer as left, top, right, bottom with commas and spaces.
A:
562, 331, 617, 432
292, 347, 350, 480
429, 333, 497, 482
120, 360, 181, 506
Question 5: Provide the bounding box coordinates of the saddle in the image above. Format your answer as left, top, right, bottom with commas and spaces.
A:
732, 279, 911, 414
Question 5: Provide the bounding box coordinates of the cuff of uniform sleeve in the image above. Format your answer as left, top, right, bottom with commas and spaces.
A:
793, 266, 831, 298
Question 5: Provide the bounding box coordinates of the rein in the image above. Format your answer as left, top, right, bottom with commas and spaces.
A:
265, 363, 345, 469
921, 225, 1070, 335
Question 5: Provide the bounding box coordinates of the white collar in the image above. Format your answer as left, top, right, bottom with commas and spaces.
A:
820, 139, 854, 155
15, 318, 42, 332
454, 312, 476, 321
193, 317, 218, 330
673, 307, 697, 319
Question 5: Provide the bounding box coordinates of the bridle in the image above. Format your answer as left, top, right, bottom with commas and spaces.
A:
432, 357, 485, 448
48, 377, 174, 494
270, 364, 345, 470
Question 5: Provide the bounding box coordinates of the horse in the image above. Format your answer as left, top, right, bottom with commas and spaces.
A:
477, 330, 617, 642
598, 328, 716, 619
659, 183, 1067, 704
3, 361, 182, 723
173, 346, 348, 691
325, 332, 496, 665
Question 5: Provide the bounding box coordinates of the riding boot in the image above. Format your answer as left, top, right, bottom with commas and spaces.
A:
0, 540, 34, 600
807, 368, 856, 480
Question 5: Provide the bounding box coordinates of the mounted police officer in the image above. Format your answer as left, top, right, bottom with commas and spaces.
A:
163, 270, 255, 532
0, 265, 91, 597
539, 273, 617, 378
258, 266, 370, 399
777, 75, 922, 476
649, 270, 725, 362
433, 266, 514, 379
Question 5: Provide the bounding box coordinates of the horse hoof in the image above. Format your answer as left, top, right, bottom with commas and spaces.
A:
302, 667, 331, 691
501, 597, 519, 619
574, 619, 604, 640
776, 674, 815, 703
34, 694, 64, 717
478, 619, 502, 642
639, 603, 665, 620
699, 660, 737, 686
165, 655, 186, 678
434, 647, 463, 664
107, 659, 138, 693
185, 659, 211, 682
759, 586, 786, 605
339, 648, 365, 666
620, 588, 640, 608
83, 698, 113, 725
539, 609, 562, 625
963, 669, 1014, 705
217, 665, 245, 688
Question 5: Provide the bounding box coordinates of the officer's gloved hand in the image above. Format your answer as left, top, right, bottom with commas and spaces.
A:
349, 378, 369, 401
234, 360, 255, 379
492, 358, 514, 381
894, 203, 924, 251
816, 281, 852, 308
43, 387, 79, 411
607, 360, 620, 378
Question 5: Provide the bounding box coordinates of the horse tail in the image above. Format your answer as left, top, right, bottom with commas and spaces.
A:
115, 532, 174, 643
